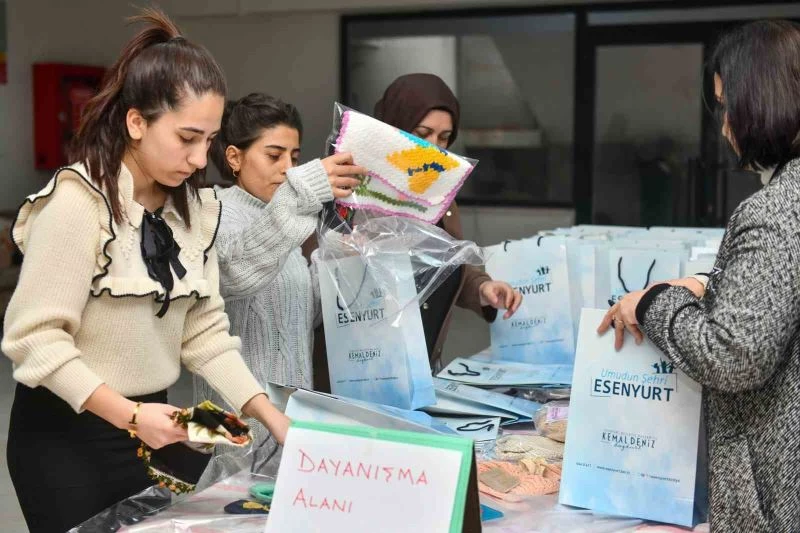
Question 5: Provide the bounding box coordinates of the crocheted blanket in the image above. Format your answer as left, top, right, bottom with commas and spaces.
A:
333, 109, 475, 223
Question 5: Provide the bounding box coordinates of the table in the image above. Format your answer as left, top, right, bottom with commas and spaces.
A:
72, 468, 709, 533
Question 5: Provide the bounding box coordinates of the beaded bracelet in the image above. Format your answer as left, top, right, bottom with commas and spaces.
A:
128, 401, 142, 439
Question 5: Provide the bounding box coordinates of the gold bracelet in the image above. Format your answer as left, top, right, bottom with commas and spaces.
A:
128, 402, 142, 439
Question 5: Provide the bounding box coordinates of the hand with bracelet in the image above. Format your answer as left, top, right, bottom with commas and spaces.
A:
130, 403, 189, 449
84, 385, 289, 449
83, 385, 188, 449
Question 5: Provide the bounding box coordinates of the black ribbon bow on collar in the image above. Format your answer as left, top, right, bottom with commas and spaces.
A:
141, 208, 187, 318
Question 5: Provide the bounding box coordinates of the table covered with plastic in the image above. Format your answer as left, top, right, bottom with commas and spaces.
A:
70, 466, 710, 533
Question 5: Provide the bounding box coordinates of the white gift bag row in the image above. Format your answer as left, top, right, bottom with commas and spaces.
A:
484, 225, 722, 367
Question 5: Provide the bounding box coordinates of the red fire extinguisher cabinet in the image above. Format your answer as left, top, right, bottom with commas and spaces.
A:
33, 63, 106, 170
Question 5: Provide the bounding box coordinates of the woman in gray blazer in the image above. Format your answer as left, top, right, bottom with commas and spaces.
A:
600, 20, 800, 533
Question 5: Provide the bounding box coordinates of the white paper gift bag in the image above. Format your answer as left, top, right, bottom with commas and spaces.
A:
560, 309, 702, 527
595, 246, 684, 308
485, 236, 576, 365
317, 253, 435, 410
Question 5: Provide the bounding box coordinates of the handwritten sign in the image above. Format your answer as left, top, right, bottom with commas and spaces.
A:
264, 421, 474, 533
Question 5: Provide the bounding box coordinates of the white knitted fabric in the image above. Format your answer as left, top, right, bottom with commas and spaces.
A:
194, 159, 333, 488
333, 109, 475, 223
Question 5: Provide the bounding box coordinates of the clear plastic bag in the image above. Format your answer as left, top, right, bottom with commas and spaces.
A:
316, 102, 486, 319
315, 213, 485, 315
534, 400, 569, 443
67, 485, 174, 532
325, 102, 478, 225
510, 386, 572, 403
70, 441, 279, 533
313, 205, 485, 410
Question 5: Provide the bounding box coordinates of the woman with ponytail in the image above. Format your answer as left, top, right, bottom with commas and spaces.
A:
193, 94, 363, 482
3, 10, 289, 532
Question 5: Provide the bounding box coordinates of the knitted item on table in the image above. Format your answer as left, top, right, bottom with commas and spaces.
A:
520, 457, 562, 480
494, 434, 565, 462
333, 109, 475, 224
534, 402, 569, 443
477, 461, 561, 502
223, 500, 270, 515
480, 466, 521, 493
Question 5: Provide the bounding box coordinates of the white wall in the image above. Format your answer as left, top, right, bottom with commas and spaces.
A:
179, 11, 340, 163
3, 0, 139, 210
3, 0, 655, 210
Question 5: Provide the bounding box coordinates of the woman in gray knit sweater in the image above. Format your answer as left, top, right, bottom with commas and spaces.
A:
194, 94, 364, 479
600, 20, 800, 532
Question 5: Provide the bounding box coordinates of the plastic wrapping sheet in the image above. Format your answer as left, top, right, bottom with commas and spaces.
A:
511, 386, 572, 403
67, 485, 174, 533
70, 435, 281, 533
314, 213, 485, 319
480, 493, 711, 533
73, 465, 710, 532
481, 493, 645, 533
121, 469, 273, 533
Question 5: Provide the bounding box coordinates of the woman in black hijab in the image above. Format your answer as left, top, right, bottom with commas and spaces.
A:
373, 73, 522, 369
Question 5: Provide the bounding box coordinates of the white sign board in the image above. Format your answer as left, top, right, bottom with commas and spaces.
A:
265, 421, 474, 533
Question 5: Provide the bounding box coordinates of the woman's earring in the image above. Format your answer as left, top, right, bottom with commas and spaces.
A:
233, 169, 240, 178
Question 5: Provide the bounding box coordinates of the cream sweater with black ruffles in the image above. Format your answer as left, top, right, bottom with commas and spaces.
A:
2, 163, 264, 413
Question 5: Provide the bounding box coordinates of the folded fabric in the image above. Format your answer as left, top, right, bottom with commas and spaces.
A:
249, 482, 276, 504
139, 401, 254, 494
177, 400, 253, 449
494, 434, 565, 462
520, 457, 562, 480
138, 441, 211, 495
479, 466, 521, 493
477, 461, 561, 501
223, 499, 270, 515
333, 108, 475, 223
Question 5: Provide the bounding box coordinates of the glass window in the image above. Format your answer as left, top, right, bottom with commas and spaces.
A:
344, 13, 576, 207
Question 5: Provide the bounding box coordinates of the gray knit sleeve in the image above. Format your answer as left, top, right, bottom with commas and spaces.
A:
215, 159, 333, 299
309, 250, 323, 328
640, 195, 800, 393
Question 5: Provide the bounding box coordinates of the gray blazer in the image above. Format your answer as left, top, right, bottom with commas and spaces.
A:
640, 158, 800, 532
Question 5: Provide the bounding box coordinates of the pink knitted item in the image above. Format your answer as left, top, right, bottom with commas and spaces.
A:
477, 460, 561, 502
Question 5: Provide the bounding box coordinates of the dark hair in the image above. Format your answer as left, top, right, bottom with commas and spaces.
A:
69, 7, 227, 225
210, 93, 303, 182
711, 20, 800, 171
